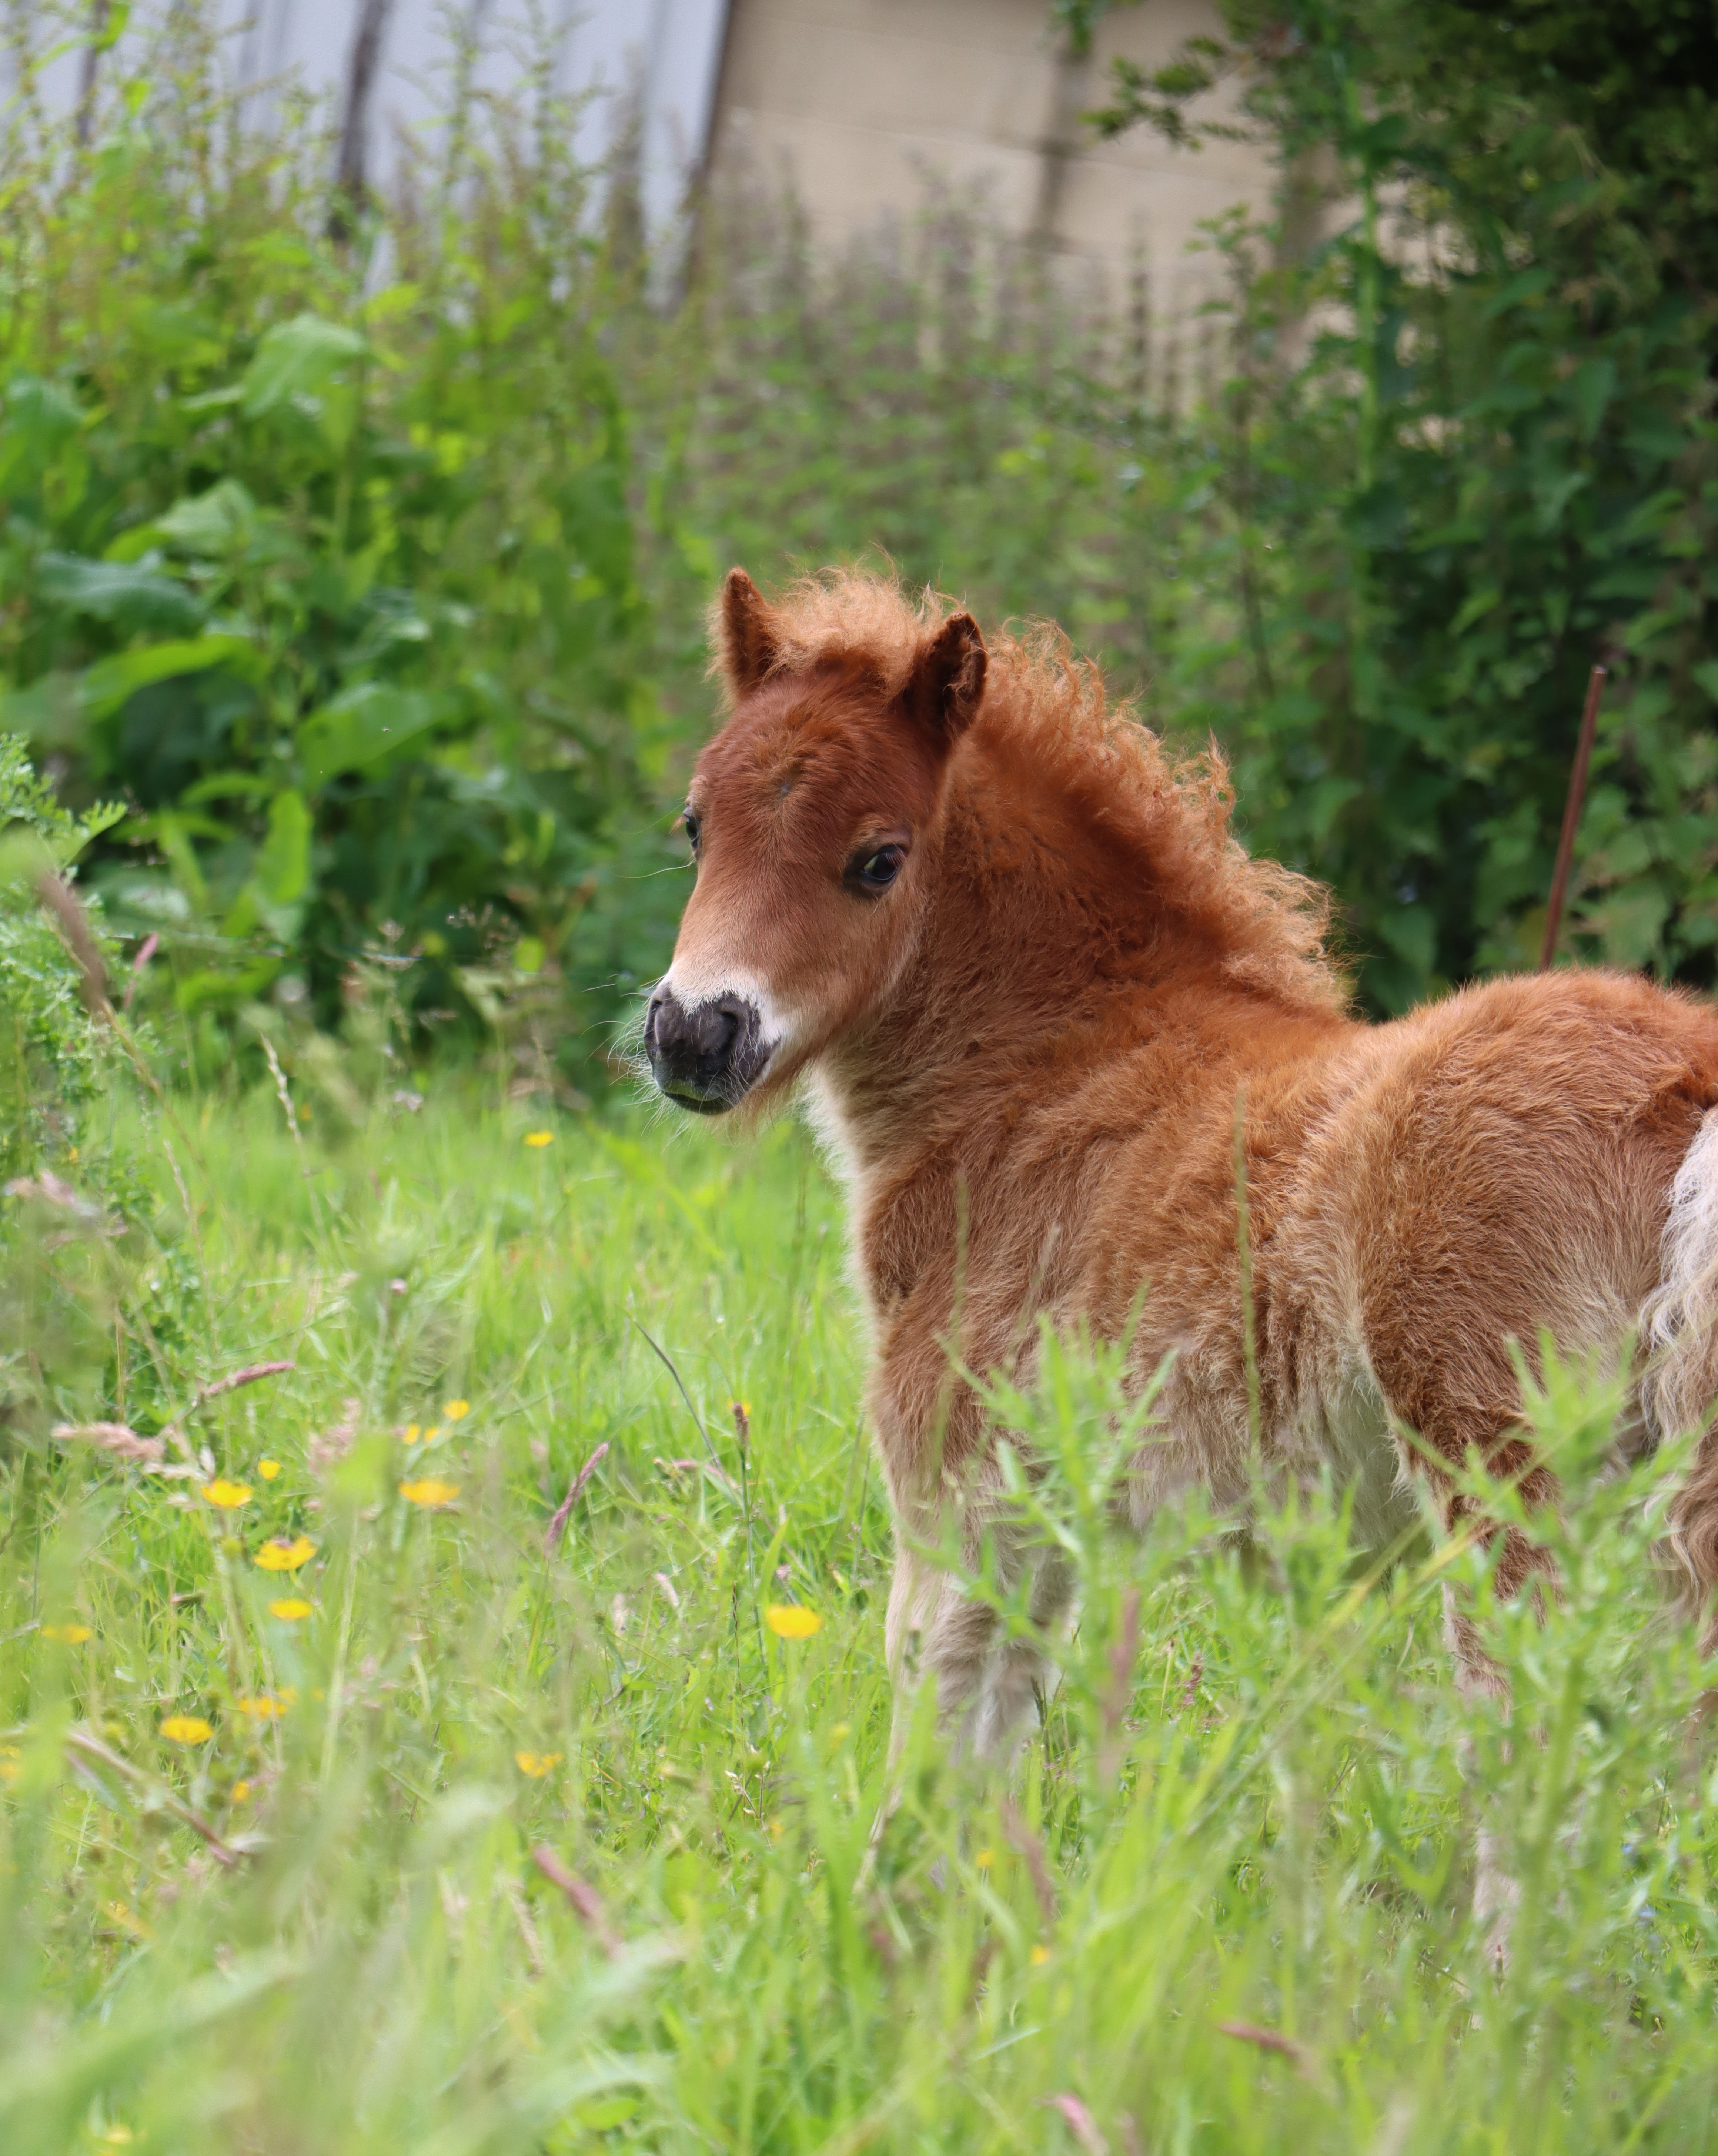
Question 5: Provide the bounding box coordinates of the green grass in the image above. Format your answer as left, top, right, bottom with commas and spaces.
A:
3, 1079, 1717, 2154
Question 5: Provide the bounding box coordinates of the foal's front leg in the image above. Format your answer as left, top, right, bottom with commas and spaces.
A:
883, 1523, 1070, 1765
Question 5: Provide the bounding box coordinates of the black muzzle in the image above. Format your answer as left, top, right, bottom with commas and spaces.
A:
645, 989, 768, 1113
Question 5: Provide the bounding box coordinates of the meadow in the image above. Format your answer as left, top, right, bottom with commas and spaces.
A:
4, 1072, 1717, 2154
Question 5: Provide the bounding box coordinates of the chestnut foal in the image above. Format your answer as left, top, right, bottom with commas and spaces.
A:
647, 569, 1718, 1787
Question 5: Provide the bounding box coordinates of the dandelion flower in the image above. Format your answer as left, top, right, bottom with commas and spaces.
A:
202, 1478, 252, 1509
765, 1604, 822, 1640
445, 1399, 469, 1420
524, 1130, 554, 1147
268, 1597, 313, 1621
159, 1714, 213, 1744
41, 1623, 92, 1643
399, 1477, 459, 1507
514, 1749, 561, 1777
254, 1534, 316, 1571
257, 1459, 281, 1481
238, 1695, 288, 1720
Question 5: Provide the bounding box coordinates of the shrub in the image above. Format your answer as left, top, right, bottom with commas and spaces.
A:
0, 4, 681, 1084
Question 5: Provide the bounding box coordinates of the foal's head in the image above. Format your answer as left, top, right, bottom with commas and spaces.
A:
646, 569, 986, 1116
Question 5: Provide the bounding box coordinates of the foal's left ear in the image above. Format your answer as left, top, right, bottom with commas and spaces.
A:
906, 612, 987, 744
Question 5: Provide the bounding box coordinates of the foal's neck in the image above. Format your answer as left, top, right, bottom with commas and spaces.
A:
815, 814, 1207, 1171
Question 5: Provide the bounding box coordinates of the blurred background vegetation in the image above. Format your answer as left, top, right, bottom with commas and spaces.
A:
2, 0, 1716, 1105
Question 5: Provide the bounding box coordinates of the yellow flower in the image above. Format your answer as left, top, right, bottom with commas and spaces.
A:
399, 1477, 459, 1507
424, 1425, 442, 1442
41, 1623, 92, 1643
231, 1780, 251, 1802
1030, 1942, 1052, 1966
765, 1604, 822, 1640
444, 1399, 470, 1420
524, 1130, 554, 1147
268, 1597, 312, 1621
202, 1478, 253, 1509
159, 1714, 213, 1744
403, 1422, 421, 1445
254, 1534, 316, 1571
238, 1695, 288, 1720
514, 1749, 562, 1778
99, 2126, 135, 2146
975, 1848, 993, 1871
0, 1747, 19, 1785
257, 1458, 281, 1480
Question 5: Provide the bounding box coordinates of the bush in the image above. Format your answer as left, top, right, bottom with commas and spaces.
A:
0, 5, 681, 1084
1083, 0, 1718, 1008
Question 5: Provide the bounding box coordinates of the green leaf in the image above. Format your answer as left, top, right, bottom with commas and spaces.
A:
1568, 358, 1617, 441
254, 788, 311, 907
1690, 660, 1718, 705
78, 636, 263, 721
1449, 586, 1503, 639
240, 314, 366, 421
36, 552, 205, 636
1377, 905, 1436, 975
297, 682, 449, 789
147, 479, 261, 558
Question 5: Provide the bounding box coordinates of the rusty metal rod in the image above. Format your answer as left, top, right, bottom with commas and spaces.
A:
1539, 664, 1607, 971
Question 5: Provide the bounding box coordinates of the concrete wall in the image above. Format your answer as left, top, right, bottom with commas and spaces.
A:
707, 0, 1279, 315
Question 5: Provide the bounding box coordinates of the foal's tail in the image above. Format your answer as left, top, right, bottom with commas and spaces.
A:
1641, 1109, 1718, 1651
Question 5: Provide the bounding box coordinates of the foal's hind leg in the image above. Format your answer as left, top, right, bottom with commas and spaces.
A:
1370, 1339, 1561, 1969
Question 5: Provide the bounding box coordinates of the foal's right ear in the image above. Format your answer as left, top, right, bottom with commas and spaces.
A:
906, 611, 987, 744
713, 568, 779, 700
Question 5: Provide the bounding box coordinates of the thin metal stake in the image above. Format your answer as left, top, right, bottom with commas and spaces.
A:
1539, 664, 1607, 971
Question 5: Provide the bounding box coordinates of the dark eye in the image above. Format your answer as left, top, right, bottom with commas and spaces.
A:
849, 843, 906, 894
682, 807, 701, 854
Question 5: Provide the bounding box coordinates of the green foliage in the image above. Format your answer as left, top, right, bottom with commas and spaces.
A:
0, 6, 681, 1082
1080, 0, 1718, 1008
2, 1087, 1715, 2148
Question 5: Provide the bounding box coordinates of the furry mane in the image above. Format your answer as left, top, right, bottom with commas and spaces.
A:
713, 568, 1348, 1015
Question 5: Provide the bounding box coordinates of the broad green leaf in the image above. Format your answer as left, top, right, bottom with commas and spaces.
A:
240, 314, 366, 420
37, 552, 204, 636
78, 636, 262, 721
148, 478, 260, 557
297, 681, 448, 789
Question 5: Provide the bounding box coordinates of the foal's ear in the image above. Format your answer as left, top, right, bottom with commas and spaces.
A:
713, 568, 779, 699
907, 612, 987, 743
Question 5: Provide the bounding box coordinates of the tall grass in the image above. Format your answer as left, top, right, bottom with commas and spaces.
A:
3, 1078, 1715, 2152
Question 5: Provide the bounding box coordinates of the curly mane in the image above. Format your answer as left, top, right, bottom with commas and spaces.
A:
722, 569, 1348, 1016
